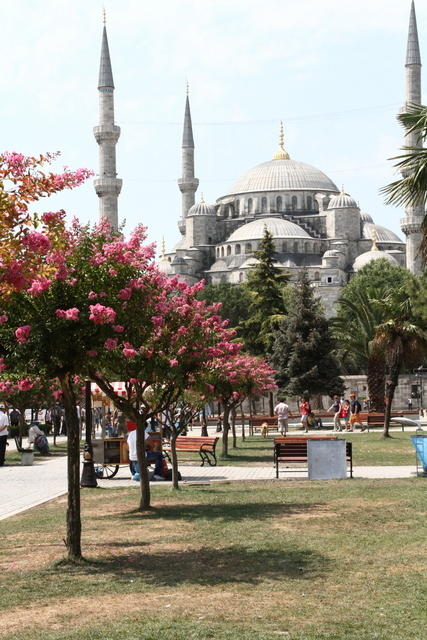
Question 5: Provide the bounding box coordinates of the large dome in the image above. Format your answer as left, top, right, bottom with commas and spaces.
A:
353, 249, 398, 272
362, 222, 403, 243
226, 217, 310, 243
225, 158, 339, 196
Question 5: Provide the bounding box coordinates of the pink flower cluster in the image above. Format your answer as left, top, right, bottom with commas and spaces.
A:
22, 231, 51, 255
0, 358, 6, 373
27, 277, 52, 297
15, 325, 32, 344
89, 304, 116, 325
17, 378, 34, 392
0, 315, 8, 324
56, 308, 80, 321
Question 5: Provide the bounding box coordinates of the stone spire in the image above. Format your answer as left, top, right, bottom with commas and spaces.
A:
177, 85, 199, 235
93, 17, 122, 229
400, 1, 423, 274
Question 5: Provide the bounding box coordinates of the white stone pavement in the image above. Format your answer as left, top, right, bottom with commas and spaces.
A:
0, 452, 418, 521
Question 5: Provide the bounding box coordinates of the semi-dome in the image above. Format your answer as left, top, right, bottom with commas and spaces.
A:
362, 222, 403, 243
225, 158, 339, 196
353, 249, 398, 272
328, 191, 358, 209
323, 249, 342, 258
360, 212, 373, 223
188, 198, 216, 216
226, 217, 310, 243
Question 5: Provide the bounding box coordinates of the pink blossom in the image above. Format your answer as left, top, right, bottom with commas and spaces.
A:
27, 277, 52, 297
108, 268, 118, 277
118, 288, 132, 301
0, 315, 8, 324
51, 389, 63, 401
169, 359, 178, 367
177, 346, 186, 355
41, 211, 65, 225
86, 350, 98, 357
123, 348, 137, 359
18, 378, 34, 392
89, 304, 116, 325
3, 261, 27, 290
65, 308, 80, 321
22, 231, 51, 254
0, 358, 6, 372
112, 325, 125, 333
151, 316, 165, 328
68, 278, 77, 287
15, 325, 32, 344
104, 338, 118, 350
88, 291, 98, 300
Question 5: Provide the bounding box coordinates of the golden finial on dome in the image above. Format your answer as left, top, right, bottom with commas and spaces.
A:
200, 192, 205, 204
371, 228, 379, 252
272, 121, 290, 160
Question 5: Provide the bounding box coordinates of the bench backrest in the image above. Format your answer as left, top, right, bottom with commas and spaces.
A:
274, 436, 337, 444
275, 440, 352, 458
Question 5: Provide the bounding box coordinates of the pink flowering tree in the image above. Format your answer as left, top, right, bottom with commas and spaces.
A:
207, 354, 277, 456
87, 278, 239, 510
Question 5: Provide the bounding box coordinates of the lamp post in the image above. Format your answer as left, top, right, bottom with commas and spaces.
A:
80, 380, 98, 488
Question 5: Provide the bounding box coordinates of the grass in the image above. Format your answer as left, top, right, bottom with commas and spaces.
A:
0, 479, 426, 639
4, 441, 67, 466
215, 433, 416, 466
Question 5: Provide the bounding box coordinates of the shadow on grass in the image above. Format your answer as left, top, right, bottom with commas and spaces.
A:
59, 545, 330, 586
95, 500, 324, 524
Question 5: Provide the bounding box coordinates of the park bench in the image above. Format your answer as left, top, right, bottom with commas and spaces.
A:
365, 412, 413, 432
249, 416, 278, 435
163, 436, 219, 467
274, 437, 353, 479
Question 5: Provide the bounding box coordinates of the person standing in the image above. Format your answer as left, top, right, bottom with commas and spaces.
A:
299, 396, 311, 433
274, 397, 291, 435
349, 393, 363, 431
0, 405, 9, 466
339, 399, 351, 431
328, 395, 342, 432
407, 397, 413, 411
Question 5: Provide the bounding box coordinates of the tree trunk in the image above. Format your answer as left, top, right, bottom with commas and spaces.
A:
240, 404, 245, 441
231, 407, 237, 448
59, 373, 82, 561
170, 432, 180, 490
367, 354, 385, 413
311, 394, 324, 410
221, 404, 230, 457
200, 407, 208, 437
136, 414, 151, 510
249, 398, 254, 436
268, 392, 274, 416
383, 367, 399, 438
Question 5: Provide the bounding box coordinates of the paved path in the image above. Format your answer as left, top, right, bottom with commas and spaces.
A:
0, 452, 417, 521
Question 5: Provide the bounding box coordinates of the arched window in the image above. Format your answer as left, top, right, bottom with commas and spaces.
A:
276, 196, 282, 212
208, 237, 212, 244
304, 242, 309, 253
235, 244, 241, 255
239, 272, 244, 282
293, 241, 298, 253
247, 198, 253, 213
291, 196, 297, 211
216, 248, 219, 257
307, 196, 312, 210
245, 243, 252, 254
227, 245, 231, 256
235, 200, 240, 216
261, 197, 268, 213
314, 271, 320, 281
282, 242, 287, 253
221, 247, 225, 257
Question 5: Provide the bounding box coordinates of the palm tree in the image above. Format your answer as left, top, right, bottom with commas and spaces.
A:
334, 289, 386, 412
372, 292, 427, 438
381, 103, 427, 264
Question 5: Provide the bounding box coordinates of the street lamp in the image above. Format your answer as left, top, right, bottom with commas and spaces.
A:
80, 380, 98, 488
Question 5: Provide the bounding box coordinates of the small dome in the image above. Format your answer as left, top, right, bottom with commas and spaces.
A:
353, 249, 398, 272
188, 198, 216, 216
226, 217, 310, 243
158, 259, 173, 275
360, 212, 373, 223
362, 222, 403, 243
328, 191, 358, 209
208, 260, 228, 273
172, 255, 187, 265
240, 258, 260, 269
323, 249, 342, 258
281, 259, 296, 267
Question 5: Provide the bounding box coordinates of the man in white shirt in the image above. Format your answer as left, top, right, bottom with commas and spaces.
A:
127, 422, 164, 480
274, 398, 291, 436
0, 405, 9, 466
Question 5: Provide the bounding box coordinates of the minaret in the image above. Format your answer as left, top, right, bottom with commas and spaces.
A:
400, 1, 423, 274
93, 14, 122, 229
177, 85, 199, 235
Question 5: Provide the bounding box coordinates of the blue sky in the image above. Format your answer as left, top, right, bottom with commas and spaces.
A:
1, 0, 425, 254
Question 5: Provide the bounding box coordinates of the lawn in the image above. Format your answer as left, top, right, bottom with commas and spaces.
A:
214, 433, 416, 466
4, 441, 67, 466
0, 479, 425, 639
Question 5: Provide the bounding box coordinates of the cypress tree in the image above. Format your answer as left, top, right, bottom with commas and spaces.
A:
271, 268, 344, 398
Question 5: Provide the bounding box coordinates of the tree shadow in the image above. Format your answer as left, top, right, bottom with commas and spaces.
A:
95, 500, 325, 524
60, 545, 330, 586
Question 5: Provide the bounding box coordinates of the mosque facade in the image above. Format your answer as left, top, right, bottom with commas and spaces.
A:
94, 3, 424, 317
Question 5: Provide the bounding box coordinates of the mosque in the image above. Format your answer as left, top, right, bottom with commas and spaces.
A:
93, 3, 424, 317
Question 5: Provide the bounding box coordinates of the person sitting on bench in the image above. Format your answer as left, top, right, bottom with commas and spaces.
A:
127, 421, 164, 481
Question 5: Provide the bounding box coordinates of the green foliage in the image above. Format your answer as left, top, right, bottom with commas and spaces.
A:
240, 228, 289, 355
271, 269, 343, 397
197, 282, 251, 335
